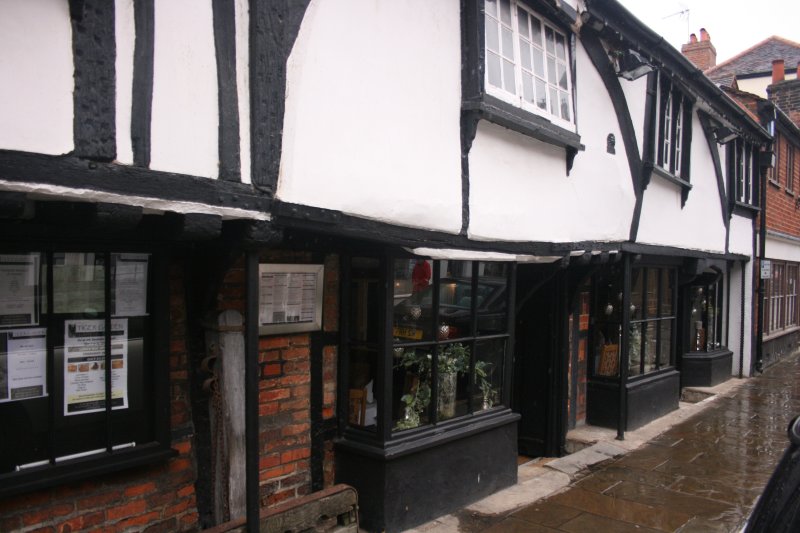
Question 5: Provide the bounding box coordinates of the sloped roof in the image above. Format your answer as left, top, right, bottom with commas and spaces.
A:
706, 36, 800, 87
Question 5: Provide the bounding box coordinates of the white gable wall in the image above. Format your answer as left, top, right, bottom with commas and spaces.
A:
468, 41, 635, 243
0, 0, 73, 156
619, 75, 648, 159
150, 0, 219, 179
115, 0, 135, 165
279, 0, 463, 234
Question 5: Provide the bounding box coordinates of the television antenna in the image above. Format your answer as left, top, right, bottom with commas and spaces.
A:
663, 8, 690, 40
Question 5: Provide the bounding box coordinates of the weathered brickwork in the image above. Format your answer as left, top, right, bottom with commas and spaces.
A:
0, 261, 199, 532
765, 134, 800, 237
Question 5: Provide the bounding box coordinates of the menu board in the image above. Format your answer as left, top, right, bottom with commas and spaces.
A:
0, 328, 47, 402
0, 254, 39, 327
258, 264, 324, 334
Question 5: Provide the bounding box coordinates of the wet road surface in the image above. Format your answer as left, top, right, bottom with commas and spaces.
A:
467, 353, 800, 532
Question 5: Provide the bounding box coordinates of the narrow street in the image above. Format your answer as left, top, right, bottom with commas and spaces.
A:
471, 353, 800, 532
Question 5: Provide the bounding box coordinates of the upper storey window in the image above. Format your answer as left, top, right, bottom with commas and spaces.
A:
729, 138, 759, 207
656, 73, 692, 180
484, 0, 574, 130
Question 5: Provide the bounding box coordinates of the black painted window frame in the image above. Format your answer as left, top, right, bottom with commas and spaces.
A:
686, 271, 725, 353
627, 266, 677, 379
0, 245, 173, 498
728, 138, 760, 207
339, 251, 515, 449
655, 73, 693, 183
462, 0, 583, 157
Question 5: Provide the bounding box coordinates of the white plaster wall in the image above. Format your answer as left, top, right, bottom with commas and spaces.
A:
729, 214, 755, 255
235, 0, 251, 184
0, 0, 73, 155
636, 113, 727, 253
619, 75, 648, 159
765, 235, 800, 263
115, 0, 135, 165
727, 261, 754, 377
279, 0, 463, 233
150, 0, 219, 178
468, 42, 635, 243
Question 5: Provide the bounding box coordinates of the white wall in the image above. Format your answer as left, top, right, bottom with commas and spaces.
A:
468, 42, 635, 243
279, 0, 463, 233
235, 0, 251, 184
637, 113, 728, 253
150, 0, 219, 178
729, 214, 755, 255
0, 0, 73, 155
765, 234, 800, 263
738, 73, 798, 99
115, 0, 135, 165
727, 260, 754, 377
619, 75, 648, 159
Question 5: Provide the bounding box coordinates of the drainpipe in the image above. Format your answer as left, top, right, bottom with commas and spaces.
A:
617, 254, 631, 440
755, 117, 773, 374
245, 251, 260, 531
740, 260, 746, 379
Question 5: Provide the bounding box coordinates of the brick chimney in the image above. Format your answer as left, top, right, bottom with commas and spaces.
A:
768, 59, 800, 126
681, 28, 717, 71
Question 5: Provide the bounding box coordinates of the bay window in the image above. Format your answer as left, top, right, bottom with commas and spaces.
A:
628, 267, 676, 376
0, 249, 171, 496
688, 272, 724, 352
484, 0, 574, 129
344, 255, 512, 440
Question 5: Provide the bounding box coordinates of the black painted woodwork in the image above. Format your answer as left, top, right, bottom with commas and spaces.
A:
680, 350, 733, 388
69, 0, 116, 161
131, 0, 154, 167
0, 192, 29, 219
249, 0, 311, 192
212, 0, 241, 182
0, 150, 270, 213
587, 369, 679, 431
336, 418, 518, 532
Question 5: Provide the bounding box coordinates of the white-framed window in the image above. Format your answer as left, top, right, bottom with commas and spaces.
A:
484, 0, 574, 130
656, 73, 690, 178
730, 138, 758, 205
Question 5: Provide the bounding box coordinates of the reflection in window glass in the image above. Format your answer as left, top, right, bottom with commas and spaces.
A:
393, 346, 432, 430
347, 257, 380, 431
437, 342, 469, 421
475, 339, 504, 410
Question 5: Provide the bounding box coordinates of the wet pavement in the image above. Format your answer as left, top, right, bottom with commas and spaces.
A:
417, 351, 800, 532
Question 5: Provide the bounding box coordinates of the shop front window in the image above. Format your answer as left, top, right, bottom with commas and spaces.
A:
344, 255, 511, 438
688, 272, 724, 352
628, 267, 675, 377
0, 250, 170, 496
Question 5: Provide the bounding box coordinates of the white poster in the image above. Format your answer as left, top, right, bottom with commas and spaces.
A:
260, 272, 318, 324
0, 254, 39, 327
113, 254, 149, 317
64, 319, 128, 416
0, 328, 47, 402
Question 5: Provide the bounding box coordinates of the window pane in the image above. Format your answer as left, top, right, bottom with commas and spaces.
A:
486, 19, 499, 53
628, 323, 642, 376
646, 269, 658, 319
437, 342, 469, 421
487, 53, 502, 88
519, 38, 532, 71
517, 7, 528, 38
503, 60, 516, 93
545, 26, 555, 55
659, 319, 672, 367
557, 63, 568, 89
533, 49, 545, 78
393, 259, 434, 343
549, 87, 558, 115
475, 338, 504, 410
53, 253, 105, 314
661, 269, 674, 315
535, 78, 547, 109
630, 269, 643, 320
643, 321, 657, 373
348, 257, 380, 432
477, 262, 508, 335
485, 0, 497, 17
522, 72, 534, 103
501, 27, 514, 60
555, 33, 566, 60
499, 0, 511, 24
547, 57, 556, 85
689, 285, 704, 352
438, 260, 472, 339
530, 17, 542, 45
393, 346, 432, 431
559, 91, 571, 121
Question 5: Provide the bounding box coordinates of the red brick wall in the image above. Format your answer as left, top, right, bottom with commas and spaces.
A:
0, 261, 199, 532
255, 251, 339, 509
765, 132, 800, 237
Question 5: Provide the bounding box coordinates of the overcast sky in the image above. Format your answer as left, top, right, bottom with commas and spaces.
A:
617, 0, 800, 65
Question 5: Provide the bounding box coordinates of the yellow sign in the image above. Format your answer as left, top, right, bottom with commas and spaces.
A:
393, 326, 423, 340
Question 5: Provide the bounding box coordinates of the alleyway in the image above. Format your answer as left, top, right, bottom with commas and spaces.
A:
453, 352, 800, 532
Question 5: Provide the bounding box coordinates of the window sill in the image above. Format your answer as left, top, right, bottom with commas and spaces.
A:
733, 201, 760, 214
335, 408, 520, 461
648, 164, 692, 191
786, 189, 796, 198
769, 179, 781, 189
764, 325, 800, 342
0, 443, 177, 499
463, 95, 584, 164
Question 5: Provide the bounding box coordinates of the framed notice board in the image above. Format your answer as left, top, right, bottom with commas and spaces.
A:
258, 264, 324, 335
